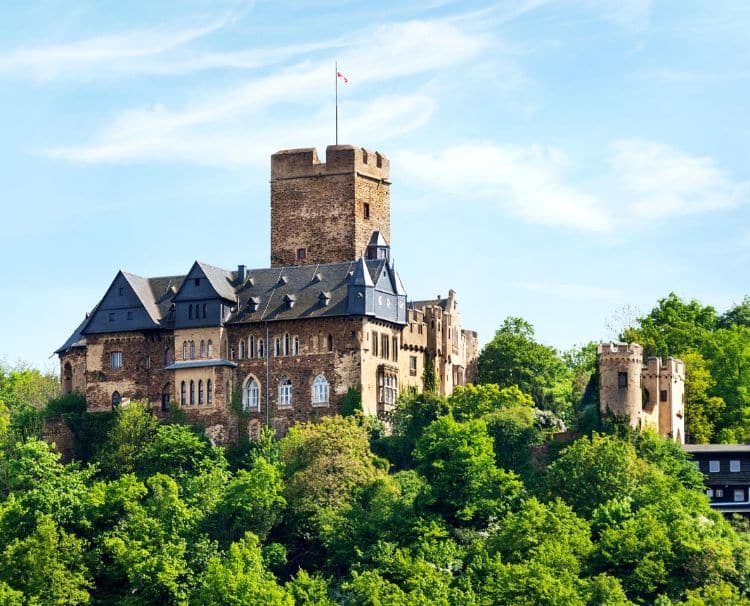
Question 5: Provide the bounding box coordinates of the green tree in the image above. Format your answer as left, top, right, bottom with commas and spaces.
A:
97, 402, 159, 476
192, 532, 292, 605
414, 416, 523, 526
478, 317, 572, 415
680, 350, 725, 443
448, 383, 533, 421
718, 296, 750, 329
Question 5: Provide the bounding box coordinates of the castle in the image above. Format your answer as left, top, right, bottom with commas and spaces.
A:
597, 342, 685, 443
56, 145, 479, 441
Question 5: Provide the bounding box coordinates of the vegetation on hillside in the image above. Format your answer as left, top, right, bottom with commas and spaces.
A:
0, 291, 748, 603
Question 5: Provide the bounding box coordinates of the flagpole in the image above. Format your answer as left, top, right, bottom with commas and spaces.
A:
335, 61, 338, 145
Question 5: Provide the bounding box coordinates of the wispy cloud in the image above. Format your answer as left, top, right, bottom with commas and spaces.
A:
395, 139, 748, 234
41, 19, 482, 164
396, 143, 613, 232
513, 281, 623, 300
612, 139, 749, 219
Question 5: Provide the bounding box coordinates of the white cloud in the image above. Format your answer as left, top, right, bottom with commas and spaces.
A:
513, 281, 623, 300
396, 143, 613, 232
394, 139, 748, 234
611, 139, 749, 219
41, 18, 481, 164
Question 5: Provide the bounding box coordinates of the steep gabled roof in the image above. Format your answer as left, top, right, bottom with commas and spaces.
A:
197, 261, 237, 302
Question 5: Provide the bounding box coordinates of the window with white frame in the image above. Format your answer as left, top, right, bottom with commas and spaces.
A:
734, 488, 745, 502
378, 371, 398, 407
293, 336, 300, 356
716, 489, 724, 498
243, 378, 260, 411
110, 351, 123, 369
709, 460, 720, 473
239, 340, 245, 359
200, 340, 206, 358
706, 488, 714, 498
312, 375, 329, 405
207, 340, 213, 358
278, 377, 292, 407
731, 460, 741, 472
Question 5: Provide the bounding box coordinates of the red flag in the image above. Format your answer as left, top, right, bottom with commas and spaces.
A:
337, 71, 348, 83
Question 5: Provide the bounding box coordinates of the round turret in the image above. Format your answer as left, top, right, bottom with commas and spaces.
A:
597, 342, 644, 428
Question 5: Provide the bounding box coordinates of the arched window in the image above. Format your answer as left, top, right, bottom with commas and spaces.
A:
312, 375, 329, 405
284, 333, 290, 356
243, 377, 260, 411
181, 381, 186, 405
222, 339, 228, 359
207, 340, 213, 358
274, 338, 281, 357
239, 340, 245, 359
165, 347, 173, 366
183, 341, 188, 360
293, 336, 300, 356
327, 334, 334, 352
190, 380, 195, 405
111, 391, 122, 409
190, 341, 196, 359
63, 362, 73, 394
202, 303, 207, 319
207, 379, 213, 404
249, 335, 255, 358
189, 304, 193, 320
278, 377, 292, 408
258, 339, 265, 358
198, 380, 204, 405
161, 383, 171, 412
200, 340, 206, 358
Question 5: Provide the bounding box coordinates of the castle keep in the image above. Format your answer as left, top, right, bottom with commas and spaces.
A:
597, 342, 685, 443
56, 145, 479, 441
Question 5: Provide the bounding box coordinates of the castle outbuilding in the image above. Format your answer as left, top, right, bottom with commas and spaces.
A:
56, 145, 478, 441
597, 342, 685, 443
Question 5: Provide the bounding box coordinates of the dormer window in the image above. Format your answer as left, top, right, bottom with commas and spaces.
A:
283, 294, 296, 309
319, 291, 331, 307
248, 297, 260, 313
194, 278, 200, 286
278, 275, 288, 286
312, 272, 322, 283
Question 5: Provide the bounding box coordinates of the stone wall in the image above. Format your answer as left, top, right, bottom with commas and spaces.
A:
42, 417, 75, 463
60, 348, 86, 395
270, 145, 390, 267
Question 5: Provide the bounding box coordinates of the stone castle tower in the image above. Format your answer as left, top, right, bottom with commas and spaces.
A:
270, 145, 391, 267
597, 342, 685, 443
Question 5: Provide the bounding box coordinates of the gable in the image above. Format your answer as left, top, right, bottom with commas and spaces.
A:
173, 262, 236, 303
82, 271, 160, 334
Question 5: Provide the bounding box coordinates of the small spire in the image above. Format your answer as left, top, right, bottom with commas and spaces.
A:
349, 256, 374, 287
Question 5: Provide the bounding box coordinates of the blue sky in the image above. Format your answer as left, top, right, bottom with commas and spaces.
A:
1, 0, 749, 372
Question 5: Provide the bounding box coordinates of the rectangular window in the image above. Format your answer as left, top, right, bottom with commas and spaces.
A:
618, 372, 628, 388
660, 390, 668, 402
109, 312, 115, 322
731, 460, 741, 473
118, 287, 124, 296
372, 331, 378, 356
145, 356, 151, 370
392, 337, 398, 362
127, 311, 133, 320
709, 460, 720, 473
707, 488, 714, 498
194, 278, 200, 286
734, 489, 745, 502
409, 356, 418, 376
296, 247, 306, 260
716, 488, 724, 498
364, 203, 370, 219
110, 351, 123, 369
381, 334, 389, 360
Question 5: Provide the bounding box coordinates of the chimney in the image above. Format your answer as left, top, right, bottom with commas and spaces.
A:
237, 264, 246, 283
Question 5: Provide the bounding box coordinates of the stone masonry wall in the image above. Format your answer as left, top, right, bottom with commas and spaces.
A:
60, 348, 86, 395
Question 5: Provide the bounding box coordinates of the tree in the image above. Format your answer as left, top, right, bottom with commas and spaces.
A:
718, 296, 750, 329
137, 423, 221, 478
448, 383, 533, 421
478, 317, 572, 416
97, 402, 159, 476
414, 416, 523, 526
0, 514, 91, 605
680, 350, 725, 443
622, 293, 718, 358
192, 532, 292, 605
212, 457, 286, 544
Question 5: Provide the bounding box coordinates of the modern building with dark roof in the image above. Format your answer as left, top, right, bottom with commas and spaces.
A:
57, 144, 479, 440
684, 444, 750, 513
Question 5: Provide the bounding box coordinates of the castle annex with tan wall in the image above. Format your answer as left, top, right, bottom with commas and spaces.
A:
597, 342, 685, 443
56, 144, 479, 442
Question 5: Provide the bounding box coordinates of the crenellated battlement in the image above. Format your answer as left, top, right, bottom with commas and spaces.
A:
271, 145, 390, 182
597, 342, 643, 357
643, 356, 685, 379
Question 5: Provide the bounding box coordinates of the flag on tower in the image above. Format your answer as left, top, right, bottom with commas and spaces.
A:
337, 71, 348, 83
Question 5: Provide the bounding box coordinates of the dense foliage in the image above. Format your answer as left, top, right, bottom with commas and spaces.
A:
0, 356, 748, 604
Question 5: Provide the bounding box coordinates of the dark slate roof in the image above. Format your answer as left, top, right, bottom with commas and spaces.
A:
164, 359, 237, 370
369, 230, 388, 247
197, 261, 237, 302
55, 314, 91, 354
228, 258, 388, 324
148, 275, 184, 319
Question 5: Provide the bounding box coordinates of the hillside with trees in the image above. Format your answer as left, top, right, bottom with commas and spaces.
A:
0, 292, 749, 604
